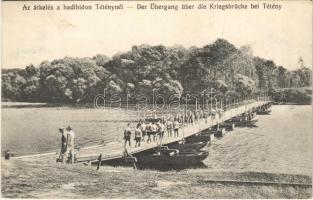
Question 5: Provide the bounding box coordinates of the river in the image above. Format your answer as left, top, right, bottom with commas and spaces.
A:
204, 105, 312, 175
1, 104, 312, 175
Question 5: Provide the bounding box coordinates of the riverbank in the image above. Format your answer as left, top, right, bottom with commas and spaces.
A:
270, 87, 312, 105
1, 158, 311, 198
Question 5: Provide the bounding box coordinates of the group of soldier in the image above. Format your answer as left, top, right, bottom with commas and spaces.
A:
123, 120, 180, 148
57, 108, 226, 162
123, 108, 225, 148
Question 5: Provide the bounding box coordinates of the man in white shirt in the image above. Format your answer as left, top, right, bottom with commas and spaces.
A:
166, 119, 173, 137
173, 120, 180, 137
123, 123, 132, 147
158, 120, 165, 140
150, 123, 158, 141
66, 125, 76, 164
140, 121, 146, 142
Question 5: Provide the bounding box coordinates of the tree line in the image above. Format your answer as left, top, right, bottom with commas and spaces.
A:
2, 39, 312, 104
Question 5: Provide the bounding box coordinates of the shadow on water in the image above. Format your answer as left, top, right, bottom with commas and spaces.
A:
99, 162, 208, 172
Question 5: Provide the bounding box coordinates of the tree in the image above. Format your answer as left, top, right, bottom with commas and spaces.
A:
2, 40, 312, 104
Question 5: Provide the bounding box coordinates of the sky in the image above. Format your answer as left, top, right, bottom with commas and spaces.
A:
2, 1, 312, 70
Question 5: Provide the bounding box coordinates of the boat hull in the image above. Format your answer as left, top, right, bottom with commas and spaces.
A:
94, 149, 209, 168
184, 133, 211, 143
136, 151, 209, 167
256, 110, 272, 115
229, 119, 258, 127
168, 141, 208, 152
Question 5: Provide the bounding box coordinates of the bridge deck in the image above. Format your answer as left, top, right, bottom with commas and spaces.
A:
75, 101, 269, 163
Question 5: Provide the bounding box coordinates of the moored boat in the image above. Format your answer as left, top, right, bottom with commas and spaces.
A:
233, 119, 258, 127
225, 116, 258, 127
136, 150, 209, 167
184, 133, 211, 143
168, 141, 209, 152
256, 109, 272, 115
86, 145, 209, 168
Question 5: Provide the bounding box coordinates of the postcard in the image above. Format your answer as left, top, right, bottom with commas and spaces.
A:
1, 0, 312, 198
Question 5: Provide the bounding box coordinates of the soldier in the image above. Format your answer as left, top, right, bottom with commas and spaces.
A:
150, 122, 158, 141
166, 119, 173, 137
59, 128, 67, 163
123, 123, 132, 147
140, 120, 147, 142
173, 120, 180, 137
158, 120, 165, 140
65, 126, 76, 164
134, 124, 142, 147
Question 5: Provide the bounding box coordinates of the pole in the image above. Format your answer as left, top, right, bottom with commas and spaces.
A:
152, 89, 155, 112
196, 98, 198, 113
226, 99, 228, 111
220, 98, 223, 111
230, 99, 233, 118
220, 98, 223, 126
196, 98, 201, 132
202, 92, 204, 110
236, 99, 239, 110
210, 88, 213, 113
215, 97, 218, 110
137, 104, 139, 122
185, 94, 188, 111
126, 94, 129, 110
207, 93, 209, 111
97, 154, 102, 170
100, 127, 103, 144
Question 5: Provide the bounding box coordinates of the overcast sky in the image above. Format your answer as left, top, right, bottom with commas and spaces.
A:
2, 1, 312, 70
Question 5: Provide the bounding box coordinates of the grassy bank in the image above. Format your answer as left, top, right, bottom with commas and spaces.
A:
2, 158, 311, 199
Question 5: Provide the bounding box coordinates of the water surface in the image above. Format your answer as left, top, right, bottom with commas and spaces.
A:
204, 105, 312, 175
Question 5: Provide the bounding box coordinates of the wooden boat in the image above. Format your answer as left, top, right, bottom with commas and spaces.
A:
226, 118, 258, 127
256, 109, 272, 115
183, 133, 211, 143
87, 145, 209, 168
136, 150, 209, 167
168, 141, 208, 152
86, 147, 153, 166
234, 119, 258, 127
221, 123, 235, 131
213, 128, 226, 137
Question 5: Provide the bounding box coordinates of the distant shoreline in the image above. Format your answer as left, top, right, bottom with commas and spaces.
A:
1, 101, 312, 109
272, 102, 312, 106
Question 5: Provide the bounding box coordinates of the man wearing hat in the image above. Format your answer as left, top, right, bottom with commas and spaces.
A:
123, 123, 132, 147
58, 128, 67, 163
66, 125, 76, 164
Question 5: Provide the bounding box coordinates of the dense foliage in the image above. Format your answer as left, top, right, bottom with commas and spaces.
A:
270, 87, 312, 105
2, 39, 312, 104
